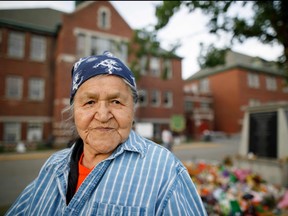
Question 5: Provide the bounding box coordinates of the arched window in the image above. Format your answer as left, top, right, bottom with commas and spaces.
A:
98, 7, 111, 29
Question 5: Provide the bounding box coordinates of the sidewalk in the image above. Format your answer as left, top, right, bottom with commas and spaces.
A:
0, 141, 221, 161
0, 150, 57, 161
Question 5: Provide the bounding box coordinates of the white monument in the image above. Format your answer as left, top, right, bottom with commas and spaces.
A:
236, 102, 288, 187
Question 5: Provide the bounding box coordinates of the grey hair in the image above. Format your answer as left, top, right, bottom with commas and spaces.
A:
61, 75, 138, 139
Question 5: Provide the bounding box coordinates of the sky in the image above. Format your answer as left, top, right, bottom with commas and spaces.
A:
0, 1, 283, 79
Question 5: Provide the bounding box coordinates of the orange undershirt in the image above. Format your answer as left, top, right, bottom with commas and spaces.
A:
76, 153, 93, 191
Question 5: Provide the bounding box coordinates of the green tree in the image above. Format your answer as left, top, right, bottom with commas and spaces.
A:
197, 43, 227, 69
155, 1, 288, 80
128, 28, 180, 80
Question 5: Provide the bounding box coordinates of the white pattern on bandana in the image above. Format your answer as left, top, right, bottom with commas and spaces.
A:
72, 72, 83, 91
93, 59, 122, 74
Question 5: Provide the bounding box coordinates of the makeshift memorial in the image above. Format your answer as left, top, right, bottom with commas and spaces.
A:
183, 158, 288, 216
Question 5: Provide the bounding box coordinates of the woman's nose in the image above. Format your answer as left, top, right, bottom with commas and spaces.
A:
94, 102, 112, 122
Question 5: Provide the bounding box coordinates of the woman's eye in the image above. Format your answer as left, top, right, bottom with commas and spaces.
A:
112, 100, 121, 105
85, 100, 95, 105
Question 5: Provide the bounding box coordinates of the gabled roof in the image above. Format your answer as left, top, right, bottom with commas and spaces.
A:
186, 50, 284, 81
0, 8, 64, 34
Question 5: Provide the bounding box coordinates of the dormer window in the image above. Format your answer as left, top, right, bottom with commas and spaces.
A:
98, 7, 111, 30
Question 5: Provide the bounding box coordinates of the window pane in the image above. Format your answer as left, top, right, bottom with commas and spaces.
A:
98, 7, 110, 29
77, 34, 86, 58
90, 36, 98, 55
138, 89, 147, 106
4, 122, 21, 142
29, 78, 45, 100
163, 91, 173, 108
30, 35, 46, 61
163, 60, 172, 79
150, 57, 160, 77
247, 73, 260, 88
8, 32, 25, 58
151, 90, 160, 107
96, 37, 111, 54
27, 123, 43, 141
200, 78, 210, 93
6, 76, 23, 99
266, 76, 277, 91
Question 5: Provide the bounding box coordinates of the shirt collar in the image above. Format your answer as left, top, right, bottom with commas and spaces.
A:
52, 130, 147, 168
111, 130, 147, 159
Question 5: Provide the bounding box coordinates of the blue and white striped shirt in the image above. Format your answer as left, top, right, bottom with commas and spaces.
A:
6, 130, 207, 215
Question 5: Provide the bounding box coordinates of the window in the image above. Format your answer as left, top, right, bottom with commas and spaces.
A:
116, 41, 128, 63
76, 34, 86, 58
249, 99, 261, 106
30, 35, 46, 61
200, 102, 210, 109
29, 78, 45, 101
96, 37, 111, 55
163, 60, 172, 79
8, 31, 25, 58
6, 76, 23, 99
247, 73, 260, 88
150, 57, 160, 77
27, 123, 43, 141
266, 76, 277, 91
76, 32, 128, 62
185, 101, 193, 112
4, 122, 21, 142
150, 90, 160, 107
90, 36, 98, 55
98, 7, 111, 29
138, 89, 148, 106
199, 78, 210, 93
163, 91, 173, 108
184, 84, 198, 93
140, 56, 148, 75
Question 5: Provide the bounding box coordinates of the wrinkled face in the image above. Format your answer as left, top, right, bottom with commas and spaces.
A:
73, 75, 134, 155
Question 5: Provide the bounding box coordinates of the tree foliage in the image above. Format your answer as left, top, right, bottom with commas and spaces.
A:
155, 0, 288, 79
197, 44, 227, 69
128, 28, 181, 81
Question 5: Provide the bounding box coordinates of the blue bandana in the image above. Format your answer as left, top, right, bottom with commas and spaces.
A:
70, 51, 136, 104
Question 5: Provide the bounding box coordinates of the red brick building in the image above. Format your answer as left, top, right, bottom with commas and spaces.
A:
0, 1, 185, 148
185, 50, 288, 136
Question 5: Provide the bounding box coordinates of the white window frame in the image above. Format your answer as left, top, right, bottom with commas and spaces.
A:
247, 72, 260, 88
90, 36, 98, 55
98, 6, 111, 30
185, 101, 194, 112
76, 33, 86, 58
27, 122, 43, 142
199, 78, 210, 93
8, 31, 25, 58
138, 89, 148, 107
150, 90, 161, 107
30, 35, 46, 61
249, 99, 261, 106
150, 57, 161, 77
29, 78, 45, 101
4, 122, 21, 142
6, 76, 23, 99
96, 37, 111, 55
265, 76, 277, 91
140, 56, 148, 75
163, 91, 173, 108
163, 59, 172, 79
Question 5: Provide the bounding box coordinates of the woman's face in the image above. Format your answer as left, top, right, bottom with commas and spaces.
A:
73, 75, 134, 155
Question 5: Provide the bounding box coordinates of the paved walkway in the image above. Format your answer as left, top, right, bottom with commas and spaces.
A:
0, 141, 222, 161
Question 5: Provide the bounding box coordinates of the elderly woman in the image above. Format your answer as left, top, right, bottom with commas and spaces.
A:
6, 52, 207, 216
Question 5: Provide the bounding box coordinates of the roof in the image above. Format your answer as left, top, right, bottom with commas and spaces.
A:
186, 50, 285, 81
0, 8, 64, 34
